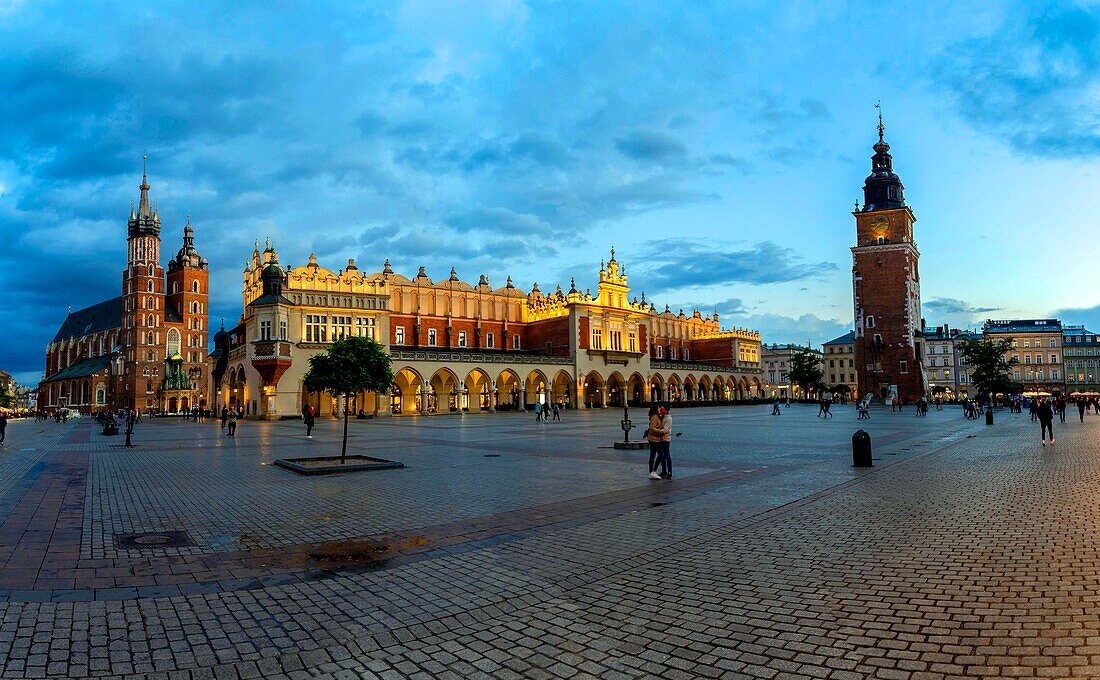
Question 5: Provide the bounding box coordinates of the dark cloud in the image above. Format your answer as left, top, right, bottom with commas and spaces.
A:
932, 2, 1100, 155
924, 298, 1000, 315
634, 240, 837, 291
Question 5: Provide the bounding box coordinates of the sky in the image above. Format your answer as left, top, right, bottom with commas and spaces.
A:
3, 0, 1100, 386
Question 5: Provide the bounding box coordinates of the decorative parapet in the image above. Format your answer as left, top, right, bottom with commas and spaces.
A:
388, 349, 573, 366
252, 340, 293, 360
693, 328, 761, 342
651, 359, 762, 374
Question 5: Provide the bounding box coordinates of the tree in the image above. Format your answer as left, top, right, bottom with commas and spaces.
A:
302, 336, 394, 464
957, 338, 1021, 399
0, 386, 14, 410
787, 349, 824, 399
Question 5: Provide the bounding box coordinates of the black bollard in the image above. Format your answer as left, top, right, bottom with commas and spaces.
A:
852, 429, 872, 467
986, 408, 994, 426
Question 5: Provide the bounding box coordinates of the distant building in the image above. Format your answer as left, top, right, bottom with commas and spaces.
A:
952, 330, 982, 397
982, 319, 1064, 395
922, 325, 959, 398
822, 331, 858, 398
851, 113, 924, 403
1062, 325, 1100, 395
761, 343, 823, 399
36, 163, 211, 414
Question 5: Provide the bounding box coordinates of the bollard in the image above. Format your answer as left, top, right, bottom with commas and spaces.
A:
986, 408, 994, 425
852, 429, 872, 467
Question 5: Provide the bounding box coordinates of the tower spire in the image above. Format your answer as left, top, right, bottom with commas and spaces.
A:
875, 100, 884, 143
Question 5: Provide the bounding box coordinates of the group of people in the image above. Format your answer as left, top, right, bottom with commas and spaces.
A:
646, 404, 674, 480
533, 401, 563, 422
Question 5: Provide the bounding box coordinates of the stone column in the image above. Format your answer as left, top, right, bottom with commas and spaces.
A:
489, 381, 497, 413
519, 380, 527, 411
577, 381, 587, 409
421, 380, 430, 416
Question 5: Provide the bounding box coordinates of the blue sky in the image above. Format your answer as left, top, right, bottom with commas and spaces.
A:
2, 0, 1100, 385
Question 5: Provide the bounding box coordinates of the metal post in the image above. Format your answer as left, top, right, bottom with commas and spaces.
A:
622, 406, 631, 443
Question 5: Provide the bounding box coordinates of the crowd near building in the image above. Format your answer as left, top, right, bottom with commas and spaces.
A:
213, 243, 765, 419
35, 163, 212, 414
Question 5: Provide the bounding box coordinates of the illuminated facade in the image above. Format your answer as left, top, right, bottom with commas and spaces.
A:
218, 244, 764, 419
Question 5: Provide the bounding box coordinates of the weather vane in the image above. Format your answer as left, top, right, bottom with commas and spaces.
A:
875, 100, 884, 141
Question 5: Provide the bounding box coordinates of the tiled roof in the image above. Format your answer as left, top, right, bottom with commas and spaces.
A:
50, 297, 123, 343
823, 331, 855, 345
40, 354, 114, 383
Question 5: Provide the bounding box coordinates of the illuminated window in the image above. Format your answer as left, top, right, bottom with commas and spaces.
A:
458, 331, 467, 348
428, 328, 437, 346
395, 326, 405, 344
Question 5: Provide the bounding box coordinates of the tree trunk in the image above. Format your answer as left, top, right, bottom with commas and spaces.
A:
341, 394, 349, 464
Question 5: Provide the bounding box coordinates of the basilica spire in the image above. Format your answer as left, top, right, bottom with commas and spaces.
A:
861, 102, 905, 212
128, 154, 161, 238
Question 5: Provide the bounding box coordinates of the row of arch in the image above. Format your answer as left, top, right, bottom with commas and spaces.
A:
331, 367, 765, 416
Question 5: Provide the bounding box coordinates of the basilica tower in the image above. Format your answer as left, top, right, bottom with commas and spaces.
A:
851, 112, 924, 402
121, 158, 165, 409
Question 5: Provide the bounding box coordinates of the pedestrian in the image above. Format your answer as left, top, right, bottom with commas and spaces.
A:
1079, 398, 1087, 422
0, 412, 7, 447
785, 396, 790, 408
534, 401, 543, 422
646, 405, 663, 480
552, 402, 561, 421
1056, 395, 1067, 424
1037, 397, 1055, 447
772, 396, 781, 416
1029, 398, 1038, 422
220, 407, 228, 429
657, 404, 673, 479
303, 404, 315, 439
227, 407, 237, 437
817, 396, 827, 418
857, 400, 870, 420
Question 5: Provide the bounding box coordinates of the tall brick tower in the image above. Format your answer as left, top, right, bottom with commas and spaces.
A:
165, 214, 210, 408
852, 111, 924, 403
121, 157, 165, 411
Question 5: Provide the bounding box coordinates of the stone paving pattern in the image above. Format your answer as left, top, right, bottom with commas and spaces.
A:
0, 403, 1093, 677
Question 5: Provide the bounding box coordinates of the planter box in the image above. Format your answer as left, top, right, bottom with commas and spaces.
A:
274, 455, 404, 475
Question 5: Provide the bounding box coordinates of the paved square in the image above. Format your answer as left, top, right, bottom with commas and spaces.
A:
0, 403, 1092, 678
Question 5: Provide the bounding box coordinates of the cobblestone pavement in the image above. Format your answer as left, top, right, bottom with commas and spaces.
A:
1, 403, 1090, 677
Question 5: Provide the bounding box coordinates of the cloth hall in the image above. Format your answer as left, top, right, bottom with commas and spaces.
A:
215, 244, 764, 419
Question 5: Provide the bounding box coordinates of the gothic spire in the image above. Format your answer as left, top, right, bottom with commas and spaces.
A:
861, 103, 905, 212
128, 154, 161, 238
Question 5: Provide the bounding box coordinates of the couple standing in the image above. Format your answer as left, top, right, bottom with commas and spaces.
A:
647, 405, 673, 480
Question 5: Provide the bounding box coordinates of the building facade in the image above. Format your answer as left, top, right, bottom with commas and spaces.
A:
822, 331, 858, 398
1061, 325, 1099, 394
217, 245, 764, 419
922, 325, 959, 398
761, 343, 823, 399
37, 164, 211, 414
983, 319, 1064, 395
851, 115, 924, 403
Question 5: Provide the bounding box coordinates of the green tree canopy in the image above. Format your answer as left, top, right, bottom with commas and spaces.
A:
302, 336, 394, 463
957, 338, 1021, 397
0, 386, 15, 410
787, 349, 824, 396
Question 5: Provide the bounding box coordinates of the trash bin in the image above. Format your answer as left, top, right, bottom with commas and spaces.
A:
985, 409, 994, 426
852, 429, 872, 467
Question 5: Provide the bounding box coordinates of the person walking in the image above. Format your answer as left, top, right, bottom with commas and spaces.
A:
817, 396, 827, 418
1079, 398, 1088, 422
772, 396, 781, 416
646, 405, 664, 480
220, 407, 229, 429
0, 412, 7, 447
1029, 398, 1038, 422
227, 407, 238, 438
1056, 395, 1067, 424
1038, 397, 1055, 446
552, 402, 561, 421
657, 405, 674, 480
303, 404, 315, 439
534, 401, 543, 422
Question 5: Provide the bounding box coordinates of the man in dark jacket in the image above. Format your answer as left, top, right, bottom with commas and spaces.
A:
1037, 398, 1055, 447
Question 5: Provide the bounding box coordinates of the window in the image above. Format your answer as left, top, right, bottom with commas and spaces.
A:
305, 315, 327, 343
486, 333, 494, 348
609, 330, 622, 351
355, 317, 376, 340
866, 316, 875, 328
1023, 340, 1030, 348
1051, 354, 1058, 364
279, 320, 287, 340
166, 328, 181, 356
656, 346, 664, 359
829, 360, 835, 368
260, 320, 272, 340
331, 316, 352, 340
428, 328, 437, 346
1051, 338, 1058, 348
193, 281, 200, 293
395, 326, 405, 344
512, 334, 520, 349
873, 333, 883, 345
458, 331, 467, 348
1025, 355, 1031, 364
899, 360, 908, 374
671, 347, 678, 360
628, 331, 637, 352
592, 328, 603, 349
1053, 370, 1059, 380
147, 281, 154, 292
930, 371, 938, 380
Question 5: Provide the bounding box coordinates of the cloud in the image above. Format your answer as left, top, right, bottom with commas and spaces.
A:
635, 240, 837, 291
614, 130, 687, 163
924, 298, 1000, 315
932, 2, 1100, 155
1053, 304, 1100, 331
734, 312, 848, 348
445, 206, 552, 234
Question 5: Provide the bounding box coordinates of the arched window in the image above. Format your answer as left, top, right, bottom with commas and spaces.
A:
147, 281, 154, 292
191, 301, 199, 314
167, 328, 181, 356
192, 281, 200, 293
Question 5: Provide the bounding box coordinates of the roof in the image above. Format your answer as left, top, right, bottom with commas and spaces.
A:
984, 319, 1062, 334
51, 297, 122, 343
248, 293, 295, 307
823, 331, 856, 345
40, 354, 114, 383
